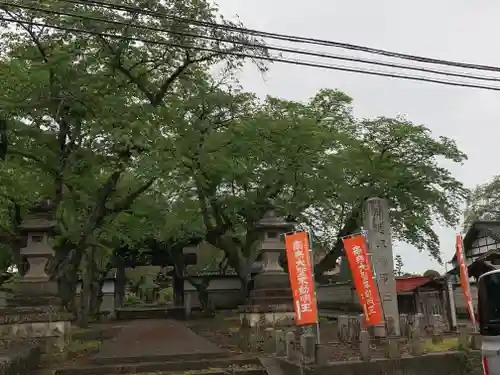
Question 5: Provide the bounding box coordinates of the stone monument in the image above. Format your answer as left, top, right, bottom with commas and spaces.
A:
239, 211, 295, 327
363, 197, 400, 336
0, 200, 71, 354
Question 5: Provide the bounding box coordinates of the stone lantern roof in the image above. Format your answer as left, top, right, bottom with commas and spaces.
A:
18, 199, 57, 233
254, 210, 294, 232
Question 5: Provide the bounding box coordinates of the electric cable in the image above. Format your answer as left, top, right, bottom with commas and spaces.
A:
2, 1, 500, 83
2, 16, 500, 92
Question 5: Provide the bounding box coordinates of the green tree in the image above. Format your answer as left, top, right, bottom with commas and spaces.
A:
314, 116, 468, 275
0, 0, 267, 325
463, 175, 500, 229
168, 81, 353, 295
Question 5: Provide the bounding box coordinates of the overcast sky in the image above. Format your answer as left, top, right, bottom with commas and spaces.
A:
215, 0, 500, 274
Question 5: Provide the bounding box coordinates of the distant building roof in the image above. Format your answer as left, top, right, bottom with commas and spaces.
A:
395, 275, 434, 293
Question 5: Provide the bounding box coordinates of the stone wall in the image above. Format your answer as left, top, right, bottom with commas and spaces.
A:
275, 352, 482, 375
252, 318, 482, 375
0, 344, 40, 375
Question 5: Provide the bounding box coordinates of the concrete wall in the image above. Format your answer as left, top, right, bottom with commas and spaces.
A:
317, 281, 478, 317
184, 277, 243, 309
316, 282, 361, 311
74, 279, 116, 312
453, 284, 478, 317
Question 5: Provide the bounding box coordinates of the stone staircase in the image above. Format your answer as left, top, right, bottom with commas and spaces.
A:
36, 352, 269, 375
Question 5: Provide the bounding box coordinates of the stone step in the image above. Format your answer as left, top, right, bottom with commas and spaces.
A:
109, 369, 266, 375
53, 355, 261, 375
115, 307, 169, 321
4, 295, 61, 307
247, 296, 294, 305
91, 350, 234, 365
38, 368, 266, 375
239, 303, 294, 313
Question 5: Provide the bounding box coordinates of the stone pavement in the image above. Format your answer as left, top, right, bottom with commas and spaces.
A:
94, 319, 227, 360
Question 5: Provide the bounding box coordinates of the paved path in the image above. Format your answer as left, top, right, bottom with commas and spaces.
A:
94, 319, 226, 360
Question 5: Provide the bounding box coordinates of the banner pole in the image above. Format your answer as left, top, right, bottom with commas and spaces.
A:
307, 231, 321, 345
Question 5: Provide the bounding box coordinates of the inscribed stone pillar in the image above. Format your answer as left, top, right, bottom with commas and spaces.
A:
363, 197, 400, 336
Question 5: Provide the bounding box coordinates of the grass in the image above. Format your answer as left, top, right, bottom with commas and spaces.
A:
423, 337, 459, 353
67, 339, 102, 357
70, 326, 93, 335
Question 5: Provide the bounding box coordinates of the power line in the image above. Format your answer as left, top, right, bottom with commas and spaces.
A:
52, 0, 500, 74
3, 1, 500, 84
2, 16, 500, 92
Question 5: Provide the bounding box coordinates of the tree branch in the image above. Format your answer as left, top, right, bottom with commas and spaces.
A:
109, 177, 157, 214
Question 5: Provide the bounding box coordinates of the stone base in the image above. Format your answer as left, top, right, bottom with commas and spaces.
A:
240, 304, 296, 327
8, 280, 58, 296
253, 272, 291, 290
0, 287, 71, 355
0, 318, 71, 353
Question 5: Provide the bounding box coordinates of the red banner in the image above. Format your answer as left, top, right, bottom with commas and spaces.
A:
456, 234, 476, 325
285, 232, 318, 326
343, 234, 383, 326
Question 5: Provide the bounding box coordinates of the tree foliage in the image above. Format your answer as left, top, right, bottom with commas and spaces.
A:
394, 255, 404, 277
463, 175, 500, 229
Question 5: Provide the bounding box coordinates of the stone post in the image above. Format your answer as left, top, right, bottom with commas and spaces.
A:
446, 277, 458, 331
385, 337, 401, 359
238, 318, 251, 351
350, 316, 361, 341
315, 345, 330, 365
414, 313, 425, 336
458, 324, 470, 350
431, 314, 444, 343
359, 330, 371, 361
275, 329, 285, 357
409, 326, 424, 356
300, 333, 316, 365
264, 327, 276, 354
399, 314, 409, 338
364, 198, 400, 336
338, 315, 349, 342
285, 331, 296, 360
250, 325, 261, 351
470, 332, 482, 350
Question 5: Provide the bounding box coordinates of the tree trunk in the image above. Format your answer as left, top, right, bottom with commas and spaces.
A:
239, 274, 250, 302
114, 259, 126, 309
314, 207, 362, 277
173, 270, 184, 307
58, 264, 78, 312
77, 247, 96, 328
89, 276, 104, 319
190, 277, 213, 316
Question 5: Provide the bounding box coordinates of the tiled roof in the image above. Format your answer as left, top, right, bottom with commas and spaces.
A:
395, 276, 434, 293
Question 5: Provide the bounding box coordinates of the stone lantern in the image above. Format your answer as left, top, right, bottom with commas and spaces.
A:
252, 210, 294, 290
239, 211, 296, 328
0, 200, 71, 354
17, 199, 58, 295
